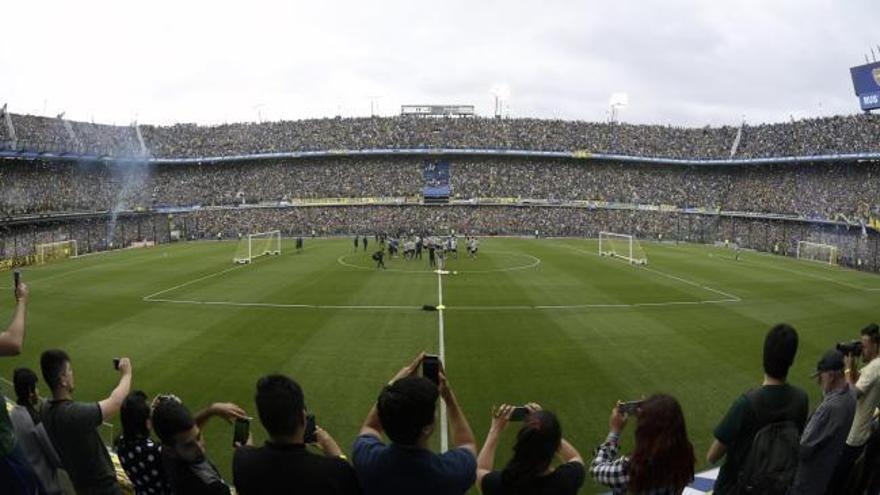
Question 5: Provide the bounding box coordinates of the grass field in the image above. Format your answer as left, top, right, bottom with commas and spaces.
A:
1, 236, 879, 493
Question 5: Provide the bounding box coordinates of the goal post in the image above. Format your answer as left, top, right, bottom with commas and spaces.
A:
233, 231, 282, 264
598, 232, 647, 265
36, 240, 78, 264
796, 241, 837, 266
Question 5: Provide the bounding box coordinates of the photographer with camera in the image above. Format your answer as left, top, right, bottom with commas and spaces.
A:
353, 352, 477, 495
590, 394, 695, 494
233, 374, 359, 494
475, 403, 584, 494
829, 323, 880, 492
40, 349, 132, 494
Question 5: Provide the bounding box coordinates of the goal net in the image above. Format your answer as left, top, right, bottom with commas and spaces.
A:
599, 232, 647, 265
797, 241, 837, 266
234, 231, 281, 264
36, 240, 78, 264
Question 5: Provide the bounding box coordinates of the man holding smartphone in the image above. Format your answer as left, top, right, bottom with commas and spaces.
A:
353, 352, 477, 495
233, 374, 359, 494
0, 279, 43, 494
40, 348, 133, 494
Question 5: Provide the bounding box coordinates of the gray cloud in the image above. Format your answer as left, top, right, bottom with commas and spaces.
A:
1, 0, 876, 127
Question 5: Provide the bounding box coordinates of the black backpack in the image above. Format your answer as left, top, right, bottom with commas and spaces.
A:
734, 389, 801, 494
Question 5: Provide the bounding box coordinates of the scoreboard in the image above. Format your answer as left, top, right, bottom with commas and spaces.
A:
850, 62, 880, 111
401, 105, 475, 117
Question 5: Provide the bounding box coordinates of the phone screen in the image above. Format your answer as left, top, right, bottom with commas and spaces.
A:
13, 271, 20, 289
304, 414, 317, 443
617, 401, 644, 415
233, 418, 250, 446
510, 406, 529, 421
422, 355, 440, 385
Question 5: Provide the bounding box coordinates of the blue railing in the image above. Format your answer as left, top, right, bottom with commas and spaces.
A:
2, 147, 880, 166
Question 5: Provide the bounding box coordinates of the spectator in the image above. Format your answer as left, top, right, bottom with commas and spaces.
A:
116, 391, 171, 495
791, 349, 857, 495
9, 367, 66, 494
353, 352, 477, 495
40, 349, 132, 494
151, 395, 247, 495
0, 282, 44, 495
831, 323, 880, 491
706, 323, 809, 495
233, 374, 360, 494
476, 403, 584, 494
591, 394, 695, 494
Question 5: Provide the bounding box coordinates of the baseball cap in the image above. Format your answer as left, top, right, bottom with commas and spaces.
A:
810, 349, 845, 377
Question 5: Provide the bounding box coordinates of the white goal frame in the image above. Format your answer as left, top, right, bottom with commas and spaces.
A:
36, 240, 78, 264
234, 231, 282, 264
598, 232, 647, 265
796, 241, 837, 266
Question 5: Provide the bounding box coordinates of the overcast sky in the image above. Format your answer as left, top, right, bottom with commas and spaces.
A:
1, 0, 877, 127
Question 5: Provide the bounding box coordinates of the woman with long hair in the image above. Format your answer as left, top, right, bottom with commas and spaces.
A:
476, 403, 585, 494
591, 394, 695, 494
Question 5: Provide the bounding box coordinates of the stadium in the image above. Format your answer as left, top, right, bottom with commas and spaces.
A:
2, 3, 880, 495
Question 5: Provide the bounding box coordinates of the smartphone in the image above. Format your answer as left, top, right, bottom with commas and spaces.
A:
13, 270, 20, 289
509, 406, 530, 421
233, 418, 250, 447
113, 358, 121, 370
617, 400, 644, 415
304, 414, 317, 443
422, 354, 440, 385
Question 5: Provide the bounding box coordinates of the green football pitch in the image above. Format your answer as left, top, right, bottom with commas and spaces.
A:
1, 237, 879, 492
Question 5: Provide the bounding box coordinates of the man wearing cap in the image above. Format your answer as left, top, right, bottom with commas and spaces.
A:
791, 349, 857, 495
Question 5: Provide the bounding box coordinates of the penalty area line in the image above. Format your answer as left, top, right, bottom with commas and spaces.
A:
555, 242, 743, 303
143, 298, 422, 310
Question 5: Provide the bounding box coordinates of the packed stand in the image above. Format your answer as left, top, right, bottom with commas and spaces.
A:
3, 156, 880, 223
3, 111, 880, 160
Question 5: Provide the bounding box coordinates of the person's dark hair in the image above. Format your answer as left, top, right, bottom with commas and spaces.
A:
763, 323, 799, 380
862, 323, 879, 344
13, 368, 38, 406
501, 410, 562, 489
628, 394, 695, 493
120, 391, 151, 440
376, 376, 438, 445
40, 349, 70, 391
255, 374, 305, 438
151, 397, 195, 446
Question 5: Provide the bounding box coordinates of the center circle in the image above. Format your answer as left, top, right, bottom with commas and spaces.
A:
337, 250, 541, 274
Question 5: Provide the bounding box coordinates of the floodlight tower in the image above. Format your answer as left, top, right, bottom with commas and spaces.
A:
608, 92, 629, 123
489, 84, 511, 119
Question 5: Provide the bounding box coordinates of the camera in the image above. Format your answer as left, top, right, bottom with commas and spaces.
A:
836, 340, 863, 356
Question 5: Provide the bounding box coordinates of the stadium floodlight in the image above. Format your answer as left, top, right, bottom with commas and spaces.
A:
490, 84, 511, 118
37, 240, 78, 264
796, 241, 838, 266
234, 231, 282, 264
599, 232, 647, 265
609, 93, 629, 123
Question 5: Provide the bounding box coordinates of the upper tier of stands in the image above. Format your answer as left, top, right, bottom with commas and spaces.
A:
2, 111, 880, 160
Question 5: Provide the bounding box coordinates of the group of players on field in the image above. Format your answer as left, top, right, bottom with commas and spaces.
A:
360, 234, 479, 269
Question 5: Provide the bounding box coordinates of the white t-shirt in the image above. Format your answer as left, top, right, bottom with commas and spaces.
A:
847, 357, 880, 446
